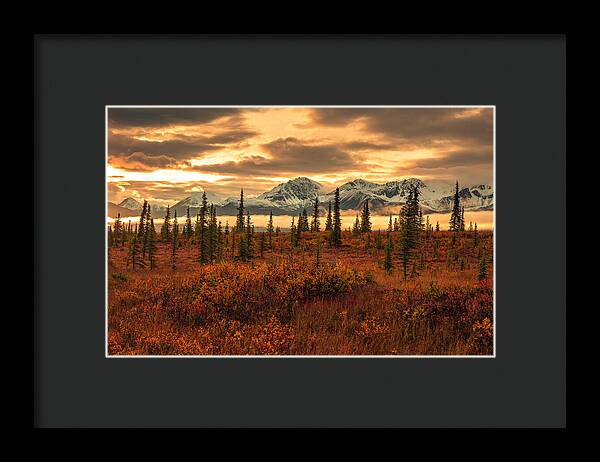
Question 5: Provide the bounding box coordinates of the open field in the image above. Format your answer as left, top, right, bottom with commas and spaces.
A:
107, 229, 493, 356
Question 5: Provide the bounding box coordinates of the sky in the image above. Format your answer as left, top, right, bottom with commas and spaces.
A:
107, 107, 494, 207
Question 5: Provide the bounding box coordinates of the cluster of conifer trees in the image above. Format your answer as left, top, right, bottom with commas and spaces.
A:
108, 181, 488, 279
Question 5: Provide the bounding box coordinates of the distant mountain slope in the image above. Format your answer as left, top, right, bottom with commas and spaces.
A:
108, 202, 139, 218
108, 177, 493, 218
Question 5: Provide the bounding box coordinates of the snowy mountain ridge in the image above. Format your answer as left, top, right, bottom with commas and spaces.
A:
114, 177, 493, 217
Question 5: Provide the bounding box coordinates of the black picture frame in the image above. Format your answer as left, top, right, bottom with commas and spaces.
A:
34, 34, 566, 428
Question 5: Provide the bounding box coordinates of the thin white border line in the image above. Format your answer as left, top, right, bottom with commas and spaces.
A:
104, 105, 496, 359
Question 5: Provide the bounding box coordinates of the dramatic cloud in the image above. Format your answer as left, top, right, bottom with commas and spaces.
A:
107, 107, 494, 205
108, 108, 241, 128
310, 107, 493, 146
109, 152, 189, 171
402, 148, 492, 169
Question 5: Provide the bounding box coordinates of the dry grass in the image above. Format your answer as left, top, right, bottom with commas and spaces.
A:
108, 230, 493, 356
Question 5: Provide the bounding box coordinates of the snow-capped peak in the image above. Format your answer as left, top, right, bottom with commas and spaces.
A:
257, 177, 322, 206
118, 197, 142, 210
173, 190, 225, 209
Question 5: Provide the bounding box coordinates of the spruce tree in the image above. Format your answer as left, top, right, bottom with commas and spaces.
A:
126, 220, 131, 247
398, 186, 422, 280
217, 220, 223, 261
209, 204, 218, 261
301, 208, 310, 232
360, 199, 371, 233
236, 188, 245, 232
384, 232, 393, 273
474, 223, 479, 247
231, 230, 236, 260
160, 205, 171, 241
148, 218, 157, 269
238, 233, 248, 261
259, 232, 266, 258
375, 230, 383, 250
194, 213, 201, 242
435, 221, 440, 232
267, 211, 274, 249
449, 181, 461, 232
198, 193, 209, 263
142, 207, 152, 259
387, 215, 393, 232
184, 206, 193, 239
325, 202, 333, 231
171, 213, 178, 270
138, 200, 148, 240
113, 214, 122, 247
290, 217, 298, 247
352, 215, 360, 236
296, 212, 303, 242
311, 196, 320, 232
127, 234, 145, 270
478, 252, 488, 281
329, 188, 342, 247
245, 212, 253, 259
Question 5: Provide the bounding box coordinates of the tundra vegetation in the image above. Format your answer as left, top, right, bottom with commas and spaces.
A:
108, 184, 493, 356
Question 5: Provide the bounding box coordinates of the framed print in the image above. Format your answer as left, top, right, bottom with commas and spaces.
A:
105, 105, 495, 357
35, 35, 565, 428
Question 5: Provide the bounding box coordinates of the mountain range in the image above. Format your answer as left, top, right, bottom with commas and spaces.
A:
108, 177, 493, 218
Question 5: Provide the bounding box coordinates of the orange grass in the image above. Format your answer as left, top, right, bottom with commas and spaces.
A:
108, 230, 493, 356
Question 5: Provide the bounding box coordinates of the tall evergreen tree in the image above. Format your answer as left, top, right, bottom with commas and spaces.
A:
245, 212, 253, 259
384, 232, 393, 273
160, 205, 171, 241
184, 206, 193, 239
171, 212, 178, 270
238, 233, 248, 261
113, 214, 122, 247
387, 215, 393, 232
259, 232, 266, 258
301, 208, 310, 232
360, 199, 371, 233
449, 181, 461, 232
216, 220, 223, 261
352, 215, 360, 236
375, 230, 383, 250
236, 188, 245, 232
290, 217, 298, 247
296, 212, 303, 242
311, 196, 320, 232
267, 211, 275, 249
209, 204, 218, 261
329, 188, 342, 247
398, 186, 422, 280
478, 251, 488, 281
435, 221, 440, 232
127, 234, 145, 270
148, 218, 157, 269
325, 202, 333, 231
142, 207, 152, 259
198, 193, 209, 263
138, 200, 148, 240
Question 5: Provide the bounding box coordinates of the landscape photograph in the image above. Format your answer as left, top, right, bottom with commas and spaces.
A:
106, 106, 494, 356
